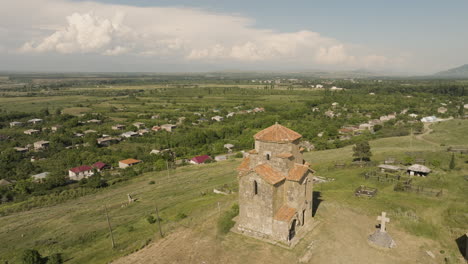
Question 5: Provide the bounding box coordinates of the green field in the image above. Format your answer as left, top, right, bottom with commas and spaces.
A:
0, 120, 467, 263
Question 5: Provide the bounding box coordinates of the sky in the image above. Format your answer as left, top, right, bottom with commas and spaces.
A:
0, 0, 467, 74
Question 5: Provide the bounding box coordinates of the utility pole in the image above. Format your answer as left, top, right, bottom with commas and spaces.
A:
104, 205, 115, 249
155, 206, 164, 238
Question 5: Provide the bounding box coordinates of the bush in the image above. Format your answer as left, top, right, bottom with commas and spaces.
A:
21, 249, 43, 264
46, 253, 63, 264
148, 181, 155, 185
146, 215, 156, 224
217, 203, 239, 235
234, 152, 243, 158
176, 212, 187, 220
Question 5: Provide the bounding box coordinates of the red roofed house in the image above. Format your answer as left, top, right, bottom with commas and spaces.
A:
119, 158, 142, 169
92, 162, 108, 172
69, 165, 94, 180
235, 123, 314, 246
190, 155, 211, 164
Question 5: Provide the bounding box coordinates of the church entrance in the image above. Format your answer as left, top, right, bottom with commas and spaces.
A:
289, 219, 297, 241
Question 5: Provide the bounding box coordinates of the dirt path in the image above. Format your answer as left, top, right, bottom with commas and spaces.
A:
113, 201, 445, 264
414, 123, 439, 146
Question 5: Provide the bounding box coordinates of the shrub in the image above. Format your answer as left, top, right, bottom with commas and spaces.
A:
176, 212, 187, 220
148, 181, 155, 185
217, 203, 239, 235
234, 152, 243, 158
46, 253, 63, 264
21, 249, 43, 264
146, 215, 156, 224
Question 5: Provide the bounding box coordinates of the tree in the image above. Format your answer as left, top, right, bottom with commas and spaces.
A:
46, 253, 63, 264
449, 153, 456, 170
352, 141, 372, 162
21, 249, 43, 264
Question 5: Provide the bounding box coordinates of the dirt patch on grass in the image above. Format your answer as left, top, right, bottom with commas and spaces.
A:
113, 200, 446, 264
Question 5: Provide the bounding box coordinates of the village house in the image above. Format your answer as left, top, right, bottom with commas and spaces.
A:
31, 172, 50, 182
84, 129, 97, 134
324, 110, 335, 118
112, 124, 126, 130
97, 137, 120, 147
33, 140, 49, 150
359, 123, 374, 131
161, 124, 176, 132
121, 131, 139, 138
437, 107, 448, 114
69, 165, 94, 180
151, 126, 162, 132
137, 128, 150, 135
215, 155, 228, 161
226, 112, 235, 118
14, 147, 29, 153
92, 162, 108, 172
211, 116, 224, 122
87, 119, 102, 124
51, 125, 62, 132
10, 121, 23, 127
133, 122, 145, 129
24, 129, 40, 135
421, 116, 438, 123
190, 155, 211, 164
378, 164, 402, 173
74, 133, 84, 138
236, 123, 314, 246
119, 158, 142, 169
28, 118, 43, 125
224, 143, 234, 152
407, 164, 431, 177
330, 86, 344, 91
408, 113, 418, 118
151, 114, 160, 119
253, 107, 265, 113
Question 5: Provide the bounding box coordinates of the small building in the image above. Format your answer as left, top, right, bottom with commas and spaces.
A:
190, 155, 211, 164
407, 164, 431, 177
14, 147, 29, 153
137, 128, 150, 135
408, 113, 418, 118
0, 179, 12, 187
133, 122, 145, 129
227, 112, 235, 118
421, 116, 438, 123
121, 131, 139, 138
74, 133, 84, 138
161, 124, 176, 132
31, 172, 50, 182
24, 129, 40, 135
151, 126, 162, 132
119, 158, 142, 169
359, 123, 374, 131
378, 164, 402, 173
112, 124, 126, 130
212, 116, 224, 122
437, 107, 448, 114
215, 155, 228, 161
69, 165, 94, 180
92, 162, 108, 172
51, 125, 62, 132
97, 137, 120, 146
10, 121, 23, 127
33, 140, 49, 150
84, 129, 97, 134
324, 110, 335, 118
87, 119, 102, 124
28, 118, 43, 124
151, 114, 160, 119
224, 143, 234, 152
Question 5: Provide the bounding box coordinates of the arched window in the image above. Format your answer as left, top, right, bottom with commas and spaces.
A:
253, 180, 258, 195
266, 154, 270, 160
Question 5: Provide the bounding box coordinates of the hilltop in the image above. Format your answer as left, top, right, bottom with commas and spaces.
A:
433, 64, 468, 78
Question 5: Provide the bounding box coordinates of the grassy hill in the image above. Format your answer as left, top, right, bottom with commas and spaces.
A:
0, 120, 467, 263
433, 64, 468, 78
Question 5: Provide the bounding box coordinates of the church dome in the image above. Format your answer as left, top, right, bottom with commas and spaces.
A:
254, 123, 302, 143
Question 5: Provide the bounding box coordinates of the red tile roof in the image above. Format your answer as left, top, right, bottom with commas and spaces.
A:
237, 157, 250, 172
70, 165, 93, 173
119, 158, 141, 165
191, 155, 211, 164
254, 164, 285, 185
254, 123, 302, 143
92, 162, 107, 170
287, 163, 310, 182
274, 205, 296, 222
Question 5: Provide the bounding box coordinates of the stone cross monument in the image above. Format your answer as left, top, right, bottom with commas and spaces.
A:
377, 212, 390, 232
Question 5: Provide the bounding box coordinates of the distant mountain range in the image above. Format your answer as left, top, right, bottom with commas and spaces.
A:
432, 64, 468, 78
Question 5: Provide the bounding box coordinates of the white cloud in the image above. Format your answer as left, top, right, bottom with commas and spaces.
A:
3, 0, 397, 69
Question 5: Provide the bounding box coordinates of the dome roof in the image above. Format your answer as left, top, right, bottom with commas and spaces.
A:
254, 123, 302, 143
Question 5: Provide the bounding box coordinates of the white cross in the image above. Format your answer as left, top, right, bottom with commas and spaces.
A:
377, 212, 390, 232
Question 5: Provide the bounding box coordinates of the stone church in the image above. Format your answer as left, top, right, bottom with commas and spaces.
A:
236, 123, 314, 245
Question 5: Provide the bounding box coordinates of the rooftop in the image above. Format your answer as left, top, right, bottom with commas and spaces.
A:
119, 158, 142, 165
287, 163, 310, 182
274, 205, 296, 222
254, 123, 302, 143
254, 164, 285, 185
